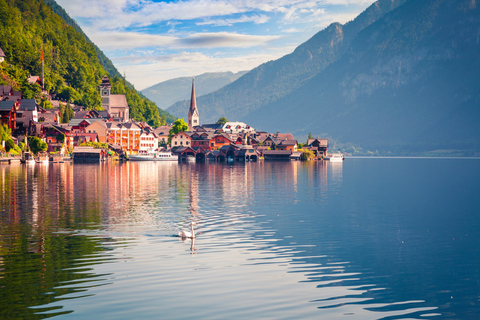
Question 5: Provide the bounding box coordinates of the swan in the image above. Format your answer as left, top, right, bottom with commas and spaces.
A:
179, 222, 195, 239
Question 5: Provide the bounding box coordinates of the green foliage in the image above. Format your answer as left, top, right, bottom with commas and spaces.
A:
300, 148, 315, 161
0, 0, 175, 125
27, 136, 48, 154
168, 118, 188, 142
216, 117, 228, 125
61, 103, 74, 123
80, 141, 108, 149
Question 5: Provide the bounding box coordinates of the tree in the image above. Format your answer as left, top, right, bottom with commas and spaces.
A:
216, 117, 228, 125
28, 136, 48, 154
168, 118, 189, 142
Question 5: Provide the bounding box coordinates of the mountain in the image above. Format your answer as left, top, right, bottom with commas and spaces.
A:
142, 71, 248, 110
166, 0, 408, 123
244, 0, 480, 155
0, 0, 174, 126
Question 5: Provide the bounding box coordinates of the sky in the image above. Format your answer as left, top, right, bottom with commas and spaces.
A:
55, 0, 376, 90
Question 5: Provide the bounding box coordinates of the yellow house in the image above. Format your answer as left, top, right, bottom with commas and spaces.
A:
85, 120, 108, 143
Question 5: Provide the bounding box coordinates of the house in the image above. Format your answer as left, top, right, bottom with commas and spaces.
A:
85, 120, 108, 143
210, 133, 233, 150
190, 131, 214, 150
72, 146, 105, 163
263, 150, 292, 161
173, 146, 196, 161
19, 99, 38, 122
0, 85, 12, 97
0, 47, 5, 63
139, 129, 158, 155
105, 121, 141, 153
276, 140, 298, 152
220, 122, 255, 134
171, 131, 192, 148
306, 138, 328, 157
234, 145, 259, 162
0, 100, 18, 129
154, 125, 171, 145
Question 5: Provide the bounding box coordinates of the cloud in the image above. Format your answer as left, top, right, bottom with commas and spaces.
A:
196, 14, 270, 26
88, 30, 280, 50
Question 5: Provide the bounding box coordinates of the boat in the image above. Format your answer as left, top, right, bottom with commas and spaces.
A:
20, 152, 35, 164
325, 153, 344, 162
129, 151, 178, 161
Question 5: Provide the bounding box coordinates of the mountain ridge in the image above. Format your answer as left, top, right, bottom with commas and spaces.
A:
142, 71, 248, 111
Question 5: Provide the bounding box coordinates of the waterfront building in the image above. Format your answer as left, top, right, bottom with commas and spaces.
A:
139, 130, 158, 155
106, 122, 141, 153
187, 78, 199, 128
85, 120, 108, 143
171, 131, 192, 147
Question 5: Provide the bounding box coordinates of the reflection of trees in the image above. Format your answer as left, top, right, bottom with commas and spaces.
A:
0, 224, 107, 319
0, 164, 114, 319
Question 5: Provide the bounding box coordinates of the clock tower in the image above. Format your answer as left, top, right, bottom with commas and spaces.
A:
100, 75, 111, 113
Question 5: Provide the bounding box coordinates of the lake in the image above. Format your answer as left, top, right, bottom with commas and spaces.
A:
0, 158, 479, 319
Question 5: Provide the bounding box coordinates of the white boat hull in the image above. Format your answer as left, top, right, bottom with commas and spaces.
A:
129, 153, 178, 161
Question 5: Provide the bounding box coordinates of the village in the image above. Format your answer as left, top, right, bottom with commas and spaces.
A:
0, 47, 330, 164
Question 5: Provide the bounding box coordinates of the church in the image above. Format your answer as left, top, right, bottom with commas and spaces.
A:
187, 77, 199, 128
99, 75, 129, 122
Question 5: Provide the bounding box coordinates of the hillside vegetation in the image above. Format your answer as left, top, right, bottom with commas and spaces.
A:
0, 0, 174, 126
246, 0, 480, 155
167, 0, 408, 123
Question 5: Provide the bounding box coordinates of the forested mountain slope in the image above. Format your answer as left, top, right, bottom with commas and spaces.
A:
167, 0, 407, 123
245, 0, 480, 155
0, 0, 174, 126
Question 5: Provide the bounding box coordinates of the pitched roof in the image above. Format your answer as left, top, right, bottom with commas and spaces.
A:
278, 140, 298, 146
110, 94, 128, 109
0, 85, 12, 96
188, 78, 198, 117
273, 133, 295, 141
0, 47, 4, 57
0, 101, 15, 110
20, 99, 37, 111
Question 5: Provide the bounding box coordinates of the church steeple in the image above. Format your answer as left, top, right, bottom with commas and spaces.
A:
188, 77, 199, 128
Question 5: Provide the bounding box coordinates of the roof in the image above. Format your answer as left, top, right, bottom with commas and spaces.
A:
100, 75, 111, 88
278, 140, 298, 146
188, 78, 198, 117
0, 85, 12, 96
69, 118, 97, 126
307, 138, 328, 147
263, 150, 293, 155
110, 94, 128, 109
0, 47, 4, 57
273, 133, 295, 141
0, 101, 15, 110
20, 99, 37, 111
73, 146, 102, 154
27, 76, 41, 84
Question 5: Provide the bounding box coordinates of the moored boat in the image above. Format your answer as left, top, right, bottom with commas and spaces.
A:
129, 151, 178, 161
325, 153, 344, 162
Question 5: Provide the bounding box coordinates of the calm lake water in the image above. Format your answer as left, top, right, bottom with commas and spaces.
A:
0, 158, 479, 319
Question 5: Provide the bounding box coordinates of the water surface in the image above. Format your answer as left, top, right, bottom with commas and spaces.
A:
0, 158, 479, 319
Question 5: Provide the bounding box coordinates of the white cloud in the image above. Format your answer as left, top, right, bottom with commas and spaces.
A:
88, 30, 280, 50
197, 14, 270, 26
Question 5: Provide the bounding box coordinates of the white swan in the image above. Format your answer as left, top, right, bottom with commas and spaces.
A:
179, 222, 195, 239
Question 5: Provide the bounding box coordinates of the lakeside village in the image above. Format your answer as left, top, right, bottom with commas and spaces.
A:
0, 59, 340, 164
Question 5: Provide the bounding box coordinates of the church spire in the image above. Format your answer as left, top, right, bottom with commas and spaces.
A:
188, 77, 199, 128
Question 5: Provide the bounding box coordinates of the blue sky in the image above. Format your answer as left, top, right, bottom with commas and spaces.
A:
56, 0, 376, 90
